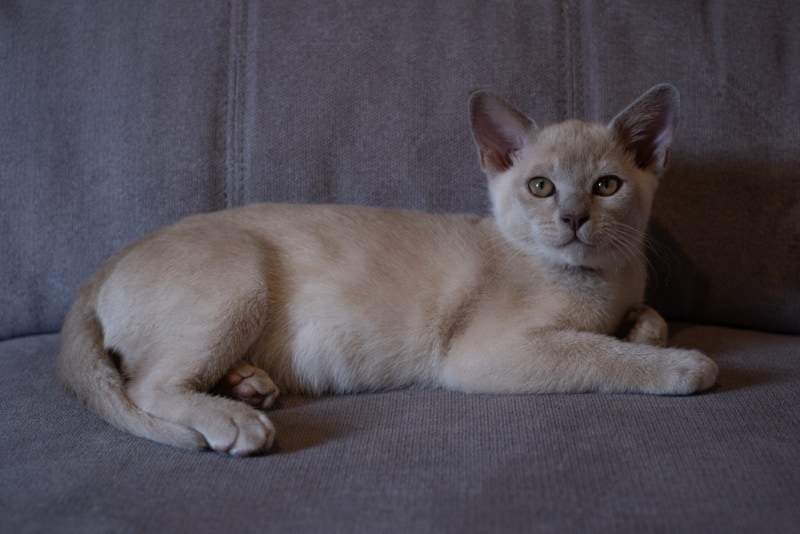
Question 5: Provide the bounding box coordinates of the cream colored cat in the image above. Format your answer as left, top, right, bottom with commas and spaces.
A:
58, 84, 717, 456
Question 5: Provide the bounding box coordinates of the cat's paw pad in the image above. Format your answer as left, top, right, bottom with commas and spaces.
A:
214, 362, 280, 409
652, 349, 718, 395
624, 306, 668, 347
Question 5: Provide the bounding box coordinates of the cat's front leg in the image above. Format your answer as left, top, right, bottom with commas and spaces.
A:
440, 326, 717, 396
621, 305, 668, 347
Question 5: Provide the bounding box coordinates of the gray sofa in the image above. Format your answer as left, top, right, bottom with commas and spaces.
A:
2, 2, 799, 532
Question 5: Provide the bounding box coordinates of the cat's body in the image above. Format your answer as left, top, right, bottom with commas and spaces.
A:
58, 85, 718, 456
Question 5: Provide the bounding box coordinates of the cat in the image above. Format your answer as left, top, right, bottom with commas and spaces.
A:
58, 84, 718, 456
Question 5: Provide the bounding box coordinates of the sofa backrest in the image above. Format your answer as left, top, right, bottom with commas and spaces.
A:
2, 1, 799, 340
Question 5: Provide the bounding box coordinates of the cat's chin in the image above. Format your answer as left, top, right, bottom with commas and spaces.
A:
548, 242, 612, 272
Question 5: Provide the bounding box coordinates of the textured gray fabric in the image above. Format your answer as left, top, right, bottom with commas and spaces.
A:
1, 1, 233, 339
2, 1, 799, 339
1, 326, 799, 533
2, 2, 800, 532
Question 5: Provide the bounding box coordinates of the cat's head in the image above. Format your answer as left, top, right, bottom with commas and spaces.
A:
470, 84, 679, 272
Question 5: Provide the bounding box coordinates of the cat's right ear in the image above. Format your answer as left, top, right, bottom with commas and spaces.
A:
470, 91, 536, 174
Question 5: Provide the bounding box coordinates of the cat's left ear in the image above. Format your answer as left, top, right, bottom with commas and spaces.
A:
609, 84, 680, 175
470, 91, 537, 174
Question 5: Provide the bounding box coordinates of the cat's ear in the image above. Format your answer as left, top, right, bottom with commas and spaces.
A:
470, 91, 536, 174
609, 84, 680, 175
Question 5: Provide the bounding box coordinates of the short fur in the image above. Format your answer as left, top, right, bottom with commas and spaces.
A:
58, 85, 717, 456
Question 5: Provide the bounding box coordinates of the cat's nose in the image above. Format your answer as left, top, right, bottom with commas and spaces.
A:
561, 214, 589, 233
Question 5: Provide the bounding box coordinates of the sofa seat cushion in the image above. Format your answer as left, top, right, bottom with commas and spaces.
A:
2, 325, 798, 532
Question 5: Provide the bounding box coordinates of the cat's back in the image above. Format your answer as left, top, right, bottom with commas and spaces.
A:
137, 202, 499, 311
97, 202, 495, 293
227, 202, 485, 246
199, 202, 492, 273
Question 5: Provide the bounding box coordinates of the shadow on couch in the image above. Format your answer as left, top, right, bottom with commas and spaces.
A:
646, 158, 800, 335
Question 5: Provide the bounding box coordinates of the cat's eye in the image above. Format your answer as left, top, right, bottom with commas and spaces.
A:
528, 177, 555, 198
593, 175, 621, 196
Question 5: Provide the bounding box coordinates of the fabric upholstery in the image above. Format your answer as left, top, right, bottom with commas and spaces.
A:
1, 326, 799, 532
1, 1, 798, 532
2, 1, 799, 339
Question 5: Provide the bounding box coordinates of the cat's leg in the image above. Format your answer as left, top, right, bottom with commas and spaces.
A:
213, 361, 280, 409
440, 326, 717, 395
120, 292, 277, 456
125, 347, 276, 456
622, 305, 668, 347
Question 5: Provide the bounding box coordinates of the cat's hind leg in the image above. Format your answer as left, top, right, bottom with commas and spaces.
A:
213, 361, 280, 409
128, 372, 275, 456
117, 291, 277, 455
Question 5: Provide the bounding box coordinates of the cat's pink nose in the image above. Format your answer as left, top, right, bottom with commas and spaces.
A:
562, 214, 589, 233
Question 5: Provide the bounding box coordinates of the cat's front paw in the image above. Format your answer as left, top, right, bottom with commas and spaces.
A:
648, 349, 718, 395
624, 306, 668, 347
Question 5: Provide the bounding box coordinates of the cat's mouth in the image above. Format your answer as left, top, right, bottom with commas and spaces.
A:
558, 235, 592, 249
554, 235, 602, 269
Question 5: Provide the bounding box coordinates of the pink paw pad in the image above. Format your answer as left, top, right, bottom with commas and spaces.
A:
213, 363, 280, 409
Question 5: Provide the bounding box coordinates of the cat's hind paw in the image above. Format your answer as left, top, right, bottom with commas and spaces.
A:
204, 404, 276, 456
214, 361, 280, 409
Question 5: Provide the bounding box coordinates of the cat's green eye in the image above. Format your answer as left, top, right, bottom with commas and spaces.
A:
528, 177, 555, 198
593, 175, 622, 196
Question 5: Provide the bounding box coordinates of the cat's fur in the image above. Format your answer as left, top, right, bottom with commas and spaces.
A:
58, 84, 717, 456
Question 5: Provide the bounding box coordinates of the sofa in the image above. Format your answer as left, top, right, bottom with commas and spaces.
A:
2, 1, 798, 532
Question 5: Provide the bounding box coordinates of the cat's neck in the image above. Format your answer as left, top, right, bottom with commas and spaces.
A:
480, 217, 646, 333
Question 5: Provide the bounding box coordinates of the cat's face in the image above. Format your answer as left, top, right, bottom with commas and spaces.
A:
471, 85, 679, 272
488, 120, 658, 271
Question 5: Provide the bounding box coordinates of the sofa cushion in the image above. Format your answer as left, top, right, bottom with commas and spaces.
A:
2, 325, 798, 532
0, 2, 232, 339
2, 2, 799, 340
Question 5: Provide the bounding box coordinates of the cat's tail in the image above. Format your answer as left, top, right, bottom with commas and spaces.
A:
57, 285, 205, 450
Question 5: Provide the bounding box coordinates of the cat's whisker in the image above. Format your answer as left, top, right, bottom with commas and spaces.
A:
600, 222, 650, 277
639, 230, 678, 291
